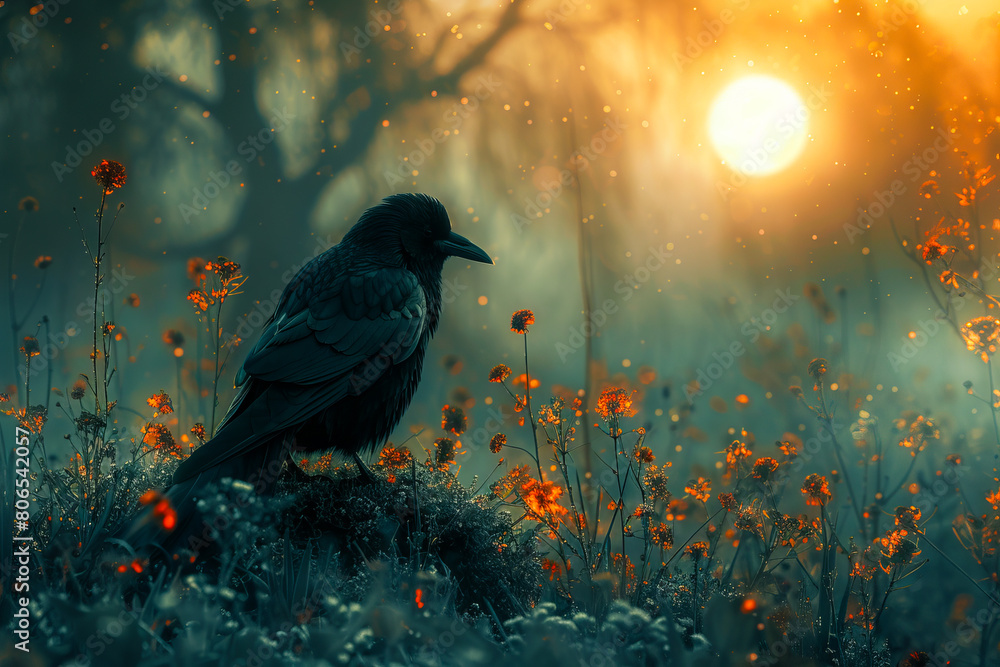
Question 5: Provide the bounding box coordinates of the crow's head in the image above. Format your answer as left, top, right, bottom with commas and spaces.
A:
350, 193, 492, 267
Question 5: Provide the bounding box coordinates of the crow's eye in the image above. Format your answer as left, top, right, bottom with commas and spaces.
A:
424, 228, 433, 238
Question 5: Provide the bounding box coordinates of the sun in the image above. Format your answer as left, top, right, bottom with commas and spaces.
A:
707, 75, 810, 177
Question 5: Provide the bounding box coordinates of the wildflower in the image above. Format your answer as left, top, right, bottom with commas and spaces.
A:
187, 257, 207, 284
146, 392, 174, 415
378, 444, 413, 469
899, 415, 939, 451
510, 309, 535, 334
880, 529, 920, 568
18, 196, 39, 211
946, 453, 962, 466
777, 439, 799, 458
918, 180, 940, 199
789, 385, 804, 398
734, 507, 764, 539
102, 322, 116, 336
649, 522, 674, 550
139, 491, 178, 532
643, 464, 671, 502
488, 364, 511, 383
595, 387, 636, 420
718, 492, 738, 511
511, 373, 541, 389
432, 437, 458, 471
70, 379, 87, 400
894, 505, 922, 531
124, 293, 140, 307
190, 423, 207, 444
34, 255, 52, 269
684, 541, 710, 561
725, 440, 752, 468
142, 423, 181, 461
751, 456, 779, 481
441, 404, 467, 436
801, 473, 832, 506
921, 238, 952, 263
807, 357, 827, 381
541, 558, 563, 581
91, 159, 127, 194
206, 256, 241, 283
774, 513, 815, 547
162, 329, 185, 346
685, 477, 711, 503
489, 433, 506, 454
849, 558, 877, 582
632, 503, 654, 519
940, 269, 960, 289
20, 337, 40, 358
962, 316, 1000, 363
633, 445, 655, 463
519, 477, 567, 521
491, 465, 531, 499
187, 289, 210, 312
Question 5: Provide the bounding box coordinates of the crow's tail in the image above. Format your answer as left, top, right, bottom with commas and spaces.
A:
114, 434, 288, 566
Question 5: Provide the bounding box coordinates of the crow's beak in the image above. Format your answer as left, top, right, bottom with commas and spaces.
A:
436, 231, 493, 265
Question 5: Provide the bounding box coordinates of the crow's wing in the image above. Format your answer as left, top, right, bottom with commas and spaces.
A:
173, 258, 426, 482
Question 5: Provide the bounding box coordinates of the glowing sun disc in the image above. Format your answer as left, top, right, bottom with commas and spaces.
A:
708, 75, 809, 177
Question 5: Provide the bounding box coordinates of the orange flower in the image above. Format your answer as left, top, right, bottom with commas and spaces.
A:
921, 238, 952, 264
519, 477, 567, 521
488, 364, 511, 383
751, 456, 779, 481
718, 492, 738, 511
432, 437, 458, 471
20, 337, 40, 358
541, 558, 563, 581
685, 477, 711, 503
91, 159, 127, 194
34, 255, 52, 269
378, 445, 413, 469
801, 473, 831, 506
894, 505, 922, 531
146, 392, 174, 415
142, 423, 181, 461
441, 404, 467, 436
489, 433, 506, 454
962, 316, 1000, 362
807, 358, 827, 380
70, 379, 87, 400
595, 387, 636, 420
725, 440, 752, 468
649, 522, 674, 550
187, 257, 207, 284
491, 464, 531, 498
162, 329, 185, 346
190, 422, 207, 444
918, 180, 940, 199
643, 465, 671, 502
633, 445, 655, 463
187, 289, 210, 312
684, 541, 710, 560
510, 309, 535, 334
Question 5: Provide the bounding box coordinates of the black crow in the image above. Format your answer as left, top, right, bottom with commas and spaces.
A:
121, 193, 491, 561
